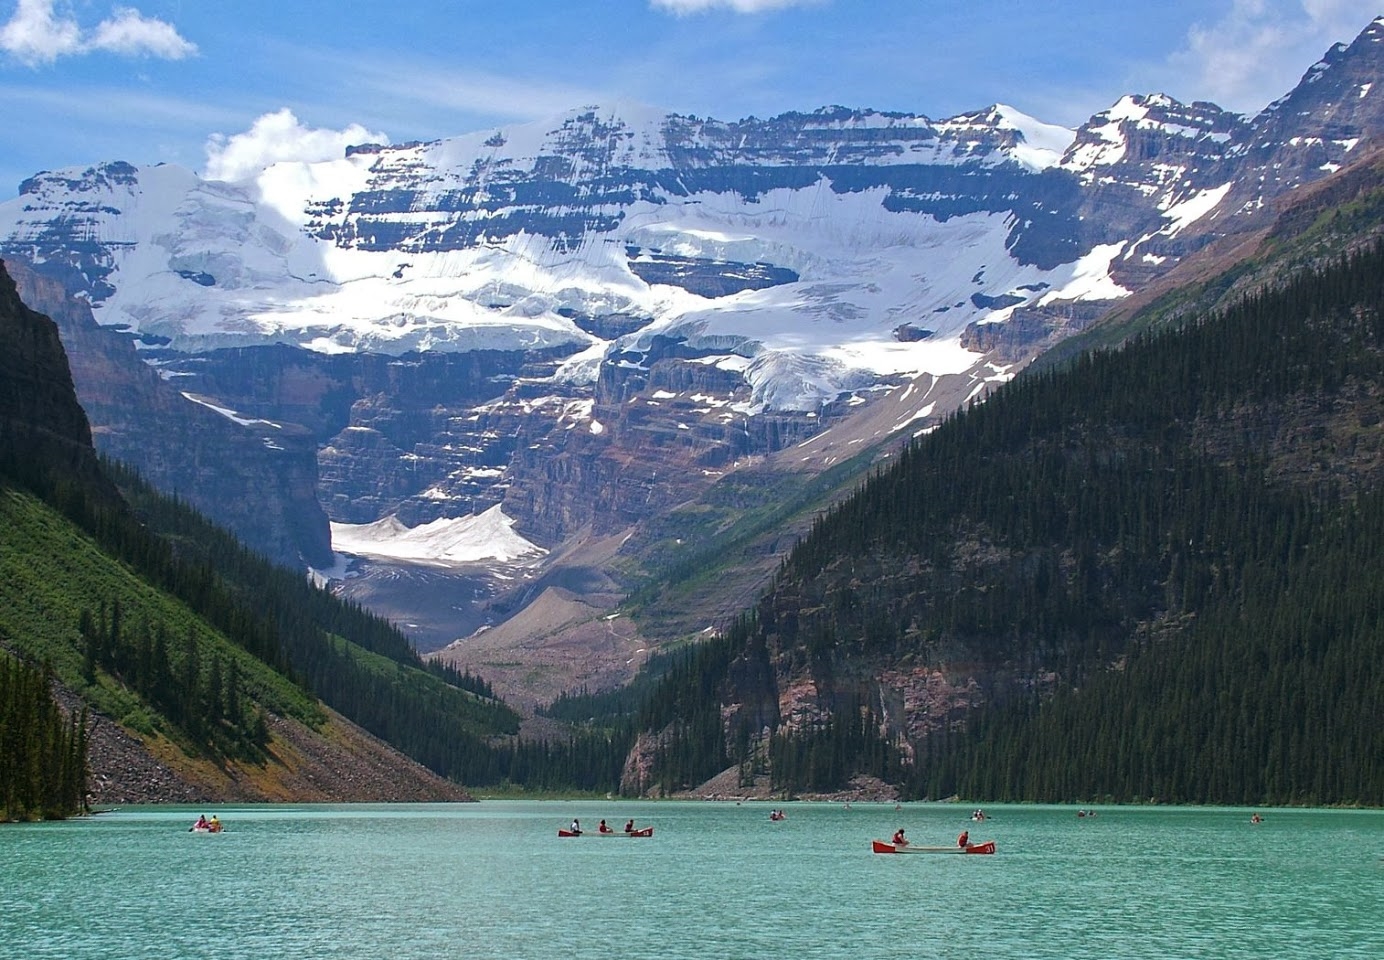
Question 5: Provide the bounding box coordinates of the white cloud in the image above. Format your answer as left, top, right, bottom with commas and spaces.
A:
0, 0, 81, 64
0, 0, 195, 65
204, 109, 388, 183
89, 6, 197, 59
1167, 0, 1381, 113
651, 0, 818, 14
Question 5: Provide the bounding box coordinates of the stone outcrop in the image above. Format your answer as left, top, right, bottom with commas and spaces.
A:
60, 688, 473, 804
0, 259, 112, 496
6, 260, 332, 568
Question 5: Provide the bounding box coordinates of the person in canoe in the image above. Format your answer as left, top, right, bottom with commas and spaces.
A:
957, 829, 969, 849
570, 818, 582, 836
892, 828, 908, 847
208, 815, 222, 833
598, 819, 613, 834
1251, 813, 1263, 824
193, 814, 209, 831
624, 819, 635, 834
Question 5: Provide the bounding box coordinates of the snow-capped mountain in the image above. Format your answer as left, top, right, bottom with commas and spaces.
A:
2, 17, 1382, 584
0, 100, 1115, 409
7, 22, 1381, 400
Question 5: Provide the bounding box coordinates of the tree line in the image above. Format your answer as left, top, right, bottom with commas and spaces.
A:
78, 600, 270, 760
0, 654, 87, 820
621, 240, 1384, 804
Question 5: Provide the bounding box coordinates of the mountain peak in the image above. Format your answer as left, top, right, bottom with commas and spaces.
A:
1060, 92, 1244, 175
19, 159, 140, 197
1259, 15, 1384, 118
989, 103, 1076, 168
1, 22, 1380, 424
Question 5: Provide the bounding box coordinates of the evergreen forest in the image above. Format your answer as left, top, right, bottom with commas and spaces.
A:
619, 241, 1384, 806
0, 655, 87, 820
4, 226, 1384, 808
0, 457, 645, 796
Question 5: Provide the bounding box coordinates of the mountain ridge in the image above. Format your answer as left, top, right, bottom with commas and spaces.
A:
12, 19, 1381, 371
1, 17, 1381, 713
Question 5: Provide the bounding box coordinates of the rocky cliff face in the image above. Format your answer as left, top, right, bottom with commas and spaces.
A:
0, 259, 108, 492
5, 261, 332, 568
151, 332, 837, 548
1236, 21, 1384, 206
155, 344, 555, 526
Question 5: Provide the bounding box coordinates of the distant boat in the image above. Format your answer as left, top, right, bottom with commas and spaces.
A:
872, 839, 995, 855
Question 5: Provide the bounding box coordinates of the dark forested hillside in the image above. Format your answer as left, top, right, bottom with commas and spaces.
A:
1, 254, 676, 799
626, 242, 1384, 806
1, 258, 517, 800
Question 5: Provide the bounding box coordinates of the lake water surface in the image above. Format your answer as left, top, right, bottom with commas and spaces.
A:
2, 802, 1380, 959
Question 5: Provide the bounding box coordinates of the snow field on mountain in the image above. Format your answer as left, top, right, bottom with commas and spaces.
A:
0, 95, 1149, 412
329, 504, 547, 567
614, 185, 1124, 408
9, 151, 1129, 410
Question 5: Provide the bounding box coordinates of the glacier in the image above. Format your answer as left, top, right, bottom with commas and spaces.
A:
0, 103, 1142, 412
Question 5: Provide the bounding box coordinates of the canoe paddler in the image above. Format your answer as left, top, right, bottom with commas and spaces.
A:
598, 819, 613, 834
892, 828, 908, 847
624, 819, 635, 833
570, 818, 582, 836
957, 829, 969, 848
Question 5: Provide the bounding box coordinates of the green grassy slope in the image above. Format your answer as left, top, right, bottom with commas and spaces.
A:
0, 486, 320, 785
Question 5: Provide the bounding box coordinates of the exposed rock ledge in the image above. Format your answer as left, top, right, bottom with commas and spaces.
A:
69, 690, 472, 805
673, 767, 900, 804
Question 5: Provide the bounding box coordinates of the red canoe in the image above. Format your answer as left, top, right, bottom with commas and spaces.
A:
558, 827, 654, 838
871, 839, 995, 855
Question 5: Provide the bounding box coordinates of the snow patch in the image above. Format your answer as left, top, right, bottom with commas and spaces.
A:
992, 104, 1075, 171
181, 392, 282, 429
1038, 243, 1130, 304
330, 505, 546, 566
1160, 183, 1232, 237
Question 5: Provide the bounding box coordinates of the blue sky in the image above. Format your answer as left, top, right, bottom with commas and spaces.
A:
1, 0, 1380, 195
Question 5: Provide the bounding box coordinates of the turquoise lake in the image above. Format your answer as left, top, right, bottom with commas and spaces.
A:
2, 802, 1380, 959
